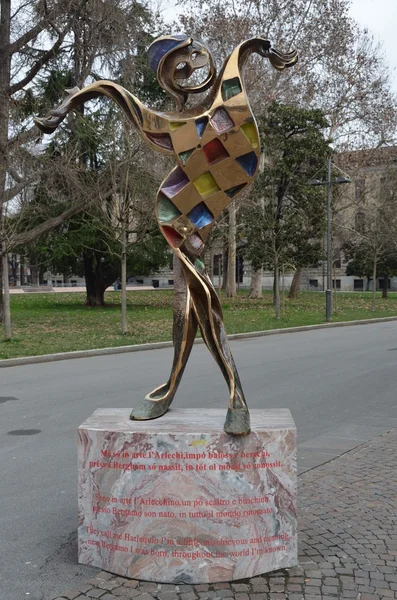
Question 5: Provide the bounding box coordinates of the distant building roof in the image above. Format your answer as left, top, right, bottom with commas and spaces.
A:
336, 146, 397, 170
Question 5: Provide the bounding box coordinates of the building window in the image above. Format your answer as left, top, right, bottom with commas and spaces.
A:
380, 277, 391, 290
354, 279, 364, 291
309, 279, 318, 288
333, 257, 341, 269
380, 177, 386, 197
213, 254, 222, 276
379, 176, 392, 200
332, 279, 341, 289
355, 179, 365, 202
355, 209, 365, 233
236, 253, 244, 283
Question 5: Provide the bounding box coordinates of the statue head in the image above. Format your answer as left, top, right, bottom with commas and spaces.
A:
147, 34, 216, 110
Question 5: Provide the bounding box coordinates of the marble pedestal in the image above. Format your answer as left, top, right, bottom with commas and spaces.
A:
78, 409, 297, 583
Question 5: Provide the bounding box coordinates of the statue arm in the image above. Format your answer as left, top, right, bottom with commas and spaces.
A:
34, 80, 173, 154
210, 38, 297, 106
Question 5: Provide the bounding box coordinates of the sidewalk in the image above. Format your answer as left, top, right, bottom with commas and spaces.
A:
8, 285, 155, 294
53, 429, 397, 600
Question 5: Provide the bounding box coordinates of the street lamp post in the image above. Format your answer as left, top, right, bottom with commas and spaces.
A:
309, 156, 351, 322
326, 157, 332, 322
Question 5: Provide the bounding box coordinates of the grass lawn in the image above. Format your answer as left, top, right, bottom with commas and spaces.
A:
1, 289, 397, 360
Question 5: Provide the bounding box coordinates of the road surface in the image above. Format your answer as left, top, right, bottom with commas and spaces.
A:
1, 321, 397, 600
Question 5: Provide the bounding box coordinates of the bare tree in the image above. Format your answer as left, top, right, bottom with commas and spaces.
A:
0, 0, 92, 324
101, 125, 164, 333
178, 0, 397, 298
336, 154, 397, 311
248, 266, 263, 299
0, 0, 155, 338
226, 203, 237, 297
178, 0, 397, 146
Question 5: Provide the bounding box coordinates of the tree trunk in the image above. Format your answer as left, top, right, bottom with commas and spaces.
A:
121, 219, 128, 334
0, 0, 11, 325
205, 247, 213, 281
30, 266, 39, 285
84, 254, 107, 306
281, 265, 286, 318
288, 267, 302, 299
226, 204, 237, 297
2, 249, 11, 339
85, 279, 106, 306
20, 256, 24, 285
222, 248, 228, 290
382, 274, 388, 299
274, 262, 280, 320
0, 258, 3, 322
371, 256, 377, 312
217, 251, 222, 293
248, 267, 263, 298
333, 262, 337, 313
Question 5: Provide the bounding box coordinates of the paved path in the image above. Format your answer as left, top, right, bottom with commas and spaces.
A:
53, 429, 397, 600
2, 321, 397, 599
8, 285, 155, 294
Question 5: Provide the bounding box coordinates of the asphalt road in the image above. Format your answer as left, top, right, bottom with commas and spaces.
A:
2, 321, 397, 600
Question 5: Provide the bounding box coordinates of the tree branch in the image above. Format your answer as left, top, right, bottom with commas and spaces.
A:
7, 125, 38, 149
9, 201, 89, 249
8, 1, 89, 95
9, 33, 67, 95
7, 165, 22, 183
4, 177, 36, 203
8, 19, 50, 56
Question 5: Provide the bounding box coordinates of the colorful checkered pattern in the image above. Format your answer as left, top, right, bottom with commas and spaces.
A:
141, 77, 260, 254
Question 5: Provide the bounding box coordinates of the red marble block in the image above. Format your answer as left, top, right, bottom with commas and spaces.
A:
78, 408, 297, 583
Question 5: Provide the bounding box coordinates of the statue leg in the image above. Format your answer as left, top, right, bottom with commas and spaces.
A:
130, 255, 197, 420
179, 255, 250, 436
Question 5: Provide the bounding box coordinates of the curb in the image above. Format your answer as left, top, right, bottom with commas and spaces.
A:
1, 314, 397, 368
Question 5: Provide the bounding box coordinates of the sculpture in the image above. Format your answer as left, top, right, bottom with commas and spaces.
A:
35, 35, 297, 435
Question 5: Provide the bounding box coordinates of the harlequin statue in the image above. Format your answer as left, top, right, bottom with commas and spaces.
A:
35, 35, 298, 435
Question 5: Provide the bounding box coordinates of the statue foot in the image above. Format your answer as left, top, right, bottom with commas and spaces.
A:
129, 384, 173, 421
223, 408, 251, 436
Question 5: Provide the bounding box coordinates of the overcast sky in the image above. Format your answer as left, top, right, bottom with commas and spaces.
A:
162, 0, 397, 92
350, 0, 397, 91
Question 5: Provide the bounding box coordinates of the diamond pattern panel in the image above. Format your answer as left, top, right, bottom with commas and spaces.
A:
195, 116, 208, 138
241, 122, 259, 148
161, 225, 183, 248
236, 151, 258, 177
193, 172, 220, 199
203, 139, 230, 165
157, 100, 260, 250
145, 132, 173, 151
221, 77, 242, 101
187, 202, 213, 229
157, 194, 182, 223
161, 167, 189, 198
179, 149, 195, 165
210, 107, 234, 134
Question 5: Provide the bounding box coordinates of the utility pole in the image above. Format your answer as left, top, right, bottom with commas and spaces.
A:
309, 157, 351, 322
326, 156, 332, 322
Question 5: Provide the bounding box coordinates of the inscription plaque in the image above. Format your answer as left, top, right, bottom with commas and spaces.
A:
78, 408, 297, 583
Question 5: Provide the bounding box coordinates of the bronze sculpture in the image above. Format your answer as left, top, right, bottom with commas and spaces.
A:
35, 35, 297, 436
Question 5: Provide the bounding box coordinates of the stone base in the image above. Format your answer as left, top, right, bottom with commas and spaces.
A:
78, 408, 297, 583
